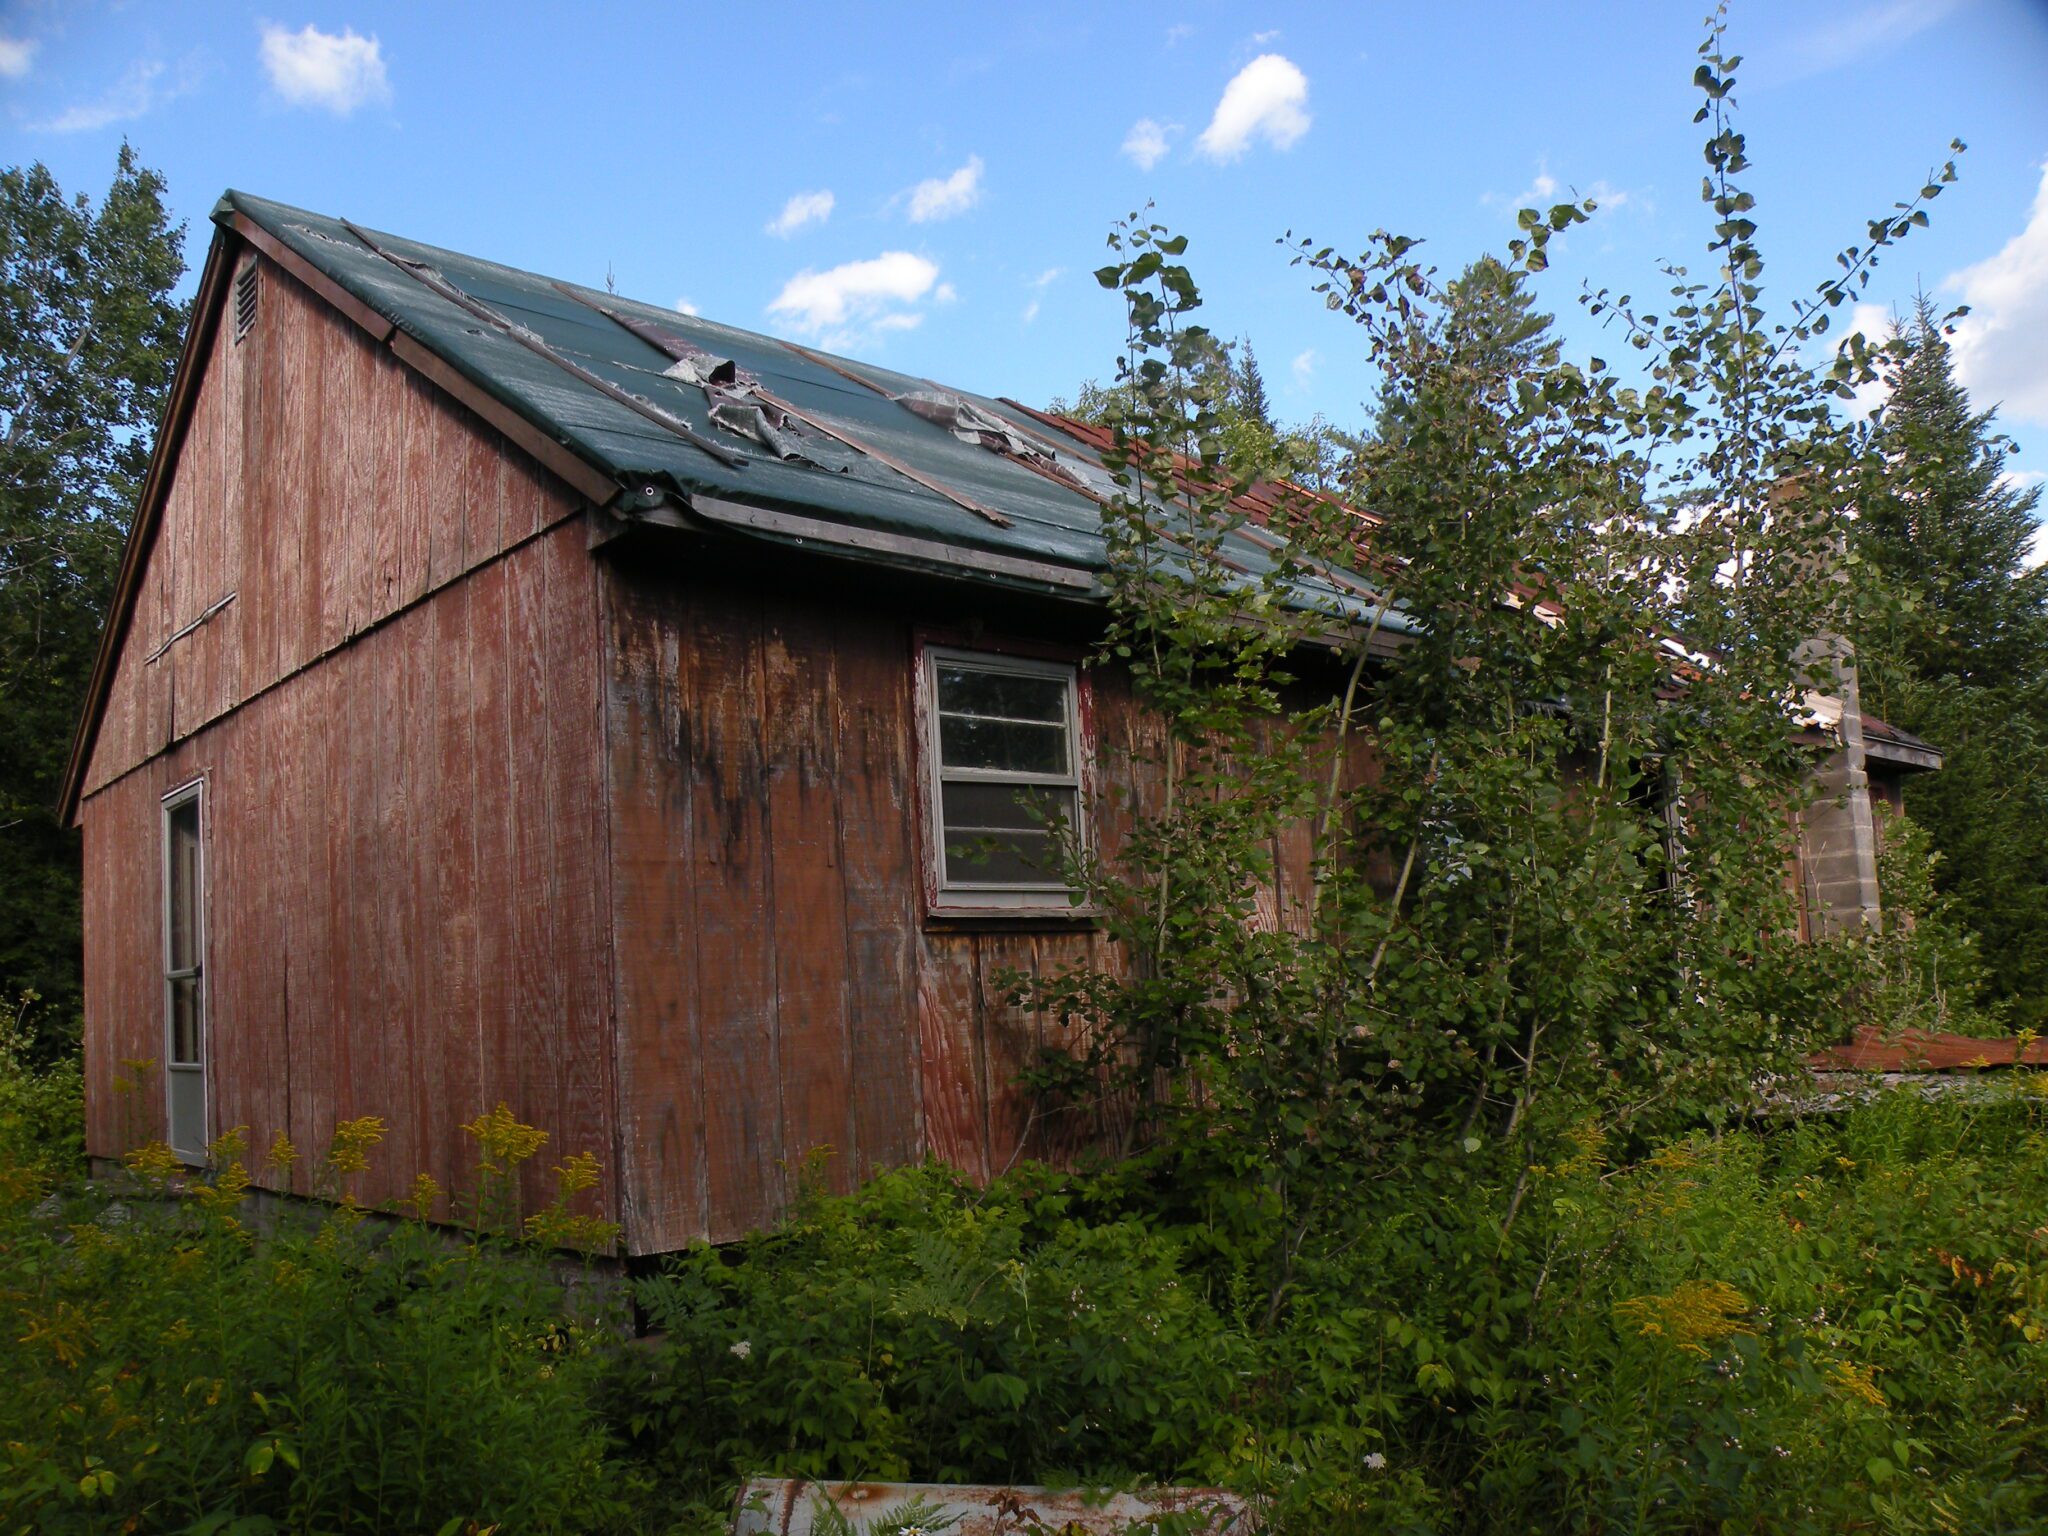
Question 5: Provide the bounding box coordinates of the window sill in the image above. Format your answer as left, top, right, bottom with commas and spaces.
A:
924, 902, 1102, 932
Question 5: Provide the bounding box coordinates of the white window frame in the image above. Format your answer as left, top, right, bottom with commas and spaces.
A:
161, 778, 209, 1162
919, 644, 1091, 916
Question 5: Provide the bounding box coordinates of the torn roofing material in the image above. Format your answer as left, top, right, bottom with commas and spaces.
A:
212, 190, 1403, 625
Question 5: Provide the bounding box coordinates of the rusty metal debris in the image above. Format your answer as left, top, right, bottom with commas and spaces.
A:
729, 1478, 1255, 1536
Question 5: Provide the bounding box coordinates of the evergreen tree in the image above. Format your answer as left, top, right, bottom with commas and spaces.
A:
1859, 294, 2048, 682
1234, 336, 1274, 427
1855, 296, 2048, 1028
1371, 254, 1558, 447
0, 147, 188, 1045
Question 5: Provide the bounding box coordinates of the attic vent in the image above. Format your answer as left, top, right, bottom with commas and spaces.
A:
232, 260, 259, 343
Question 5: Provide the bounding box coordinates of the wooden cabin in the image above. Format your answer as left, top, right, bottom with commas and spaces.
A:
61, 194, 1938, 1254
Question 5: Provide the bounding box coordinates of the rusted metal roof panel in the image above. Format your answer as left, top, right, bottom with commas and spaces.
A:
730, 1478, 1254, 1535
1808, 1025, 2048, 1073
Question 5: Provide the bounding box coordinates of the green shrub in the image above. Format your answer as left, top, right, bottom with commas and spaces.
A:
0, 991, 83, 1193
629, 1160, 1245, 1503
0, 1119, 645, 1535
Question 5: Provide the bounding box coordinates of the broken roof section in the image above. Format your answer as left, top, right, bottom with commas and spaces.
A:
215, 191, 1401, 628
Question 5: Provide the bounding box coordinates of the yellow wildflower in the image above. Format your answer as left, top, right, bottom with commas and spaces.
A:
1555, 1119, 1608, 1177
191, 1159, 251, 1221
1614, 1280, 1754, 1357
522, 1149, 619, 1254
1830, 1360, 1886, 1409
325, 1116, 385, 1178
463, 1103, 548, 1172
123, 1141, 181, 1183
20, 1299, 95, 1368
552, 1151, 601, 1199
264, 1131, 298, 1177
404, 1172, 443, 1222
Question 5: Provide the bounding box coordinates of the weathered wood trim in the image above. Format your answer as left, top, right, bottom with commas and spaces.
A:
1864, 739, 1943, 772
59, 231, 236, 825
686, 494, 1095, 594
228, 214, 395, 344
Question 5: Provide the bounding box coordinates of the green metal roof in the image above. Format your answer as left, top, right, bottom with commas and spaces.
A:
216, 190, 1399, 623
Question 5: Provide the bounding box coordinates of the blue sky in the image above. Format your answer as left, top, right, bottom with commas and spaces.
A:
4, 1, 2045, 553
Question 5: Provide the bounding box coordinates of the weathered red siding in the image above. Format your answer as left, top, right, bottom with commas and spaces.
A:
600, 554, 1183, 1250
77, 252, 613, 1223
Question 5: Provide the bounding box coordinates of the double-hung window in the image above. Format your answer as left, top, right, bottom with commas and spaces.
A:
922, 646, 1087, 912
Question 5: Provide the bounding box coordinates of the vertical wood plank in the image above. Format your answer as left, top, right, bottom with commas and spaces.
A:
978, 931, 1040, 1177
539, 524, 615, 1223
505, 531, 563, 1217
427, 575, 480, 1214
603, 565, 709, 1251
763, 606, 855, 1192
833, 609, 921, 1183
687, 584, 784, 1240
467, 556, 517, 1184
917, 930, 989, 1181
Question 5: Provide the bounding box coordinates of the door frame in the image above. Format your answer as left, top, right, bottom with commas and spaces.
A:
161, 777, 209, 1163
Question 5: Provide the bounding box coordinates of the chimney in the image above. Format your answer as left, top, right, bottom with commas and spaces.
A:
1782, 478, 1882, 936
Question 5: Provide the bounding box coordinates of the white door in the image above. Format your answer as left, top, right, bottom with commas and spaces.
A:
163, 783, 208, 1162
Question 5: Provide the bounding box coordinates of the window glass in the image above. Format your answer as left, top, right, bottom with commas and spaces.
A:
927, 651, 1085, 903
165, 794, 204, 1066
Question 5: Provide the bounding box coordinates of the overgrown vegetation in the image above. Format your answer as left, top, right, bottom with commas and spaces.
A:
8, 1087, 2048, 1532
4, 12, 2046, 1535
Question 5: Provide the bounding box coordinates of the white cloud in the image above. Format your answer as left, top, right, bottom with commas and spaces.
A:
1250, 29, 1281, 44
259, 23, 389, 114
935, 281, 958, 305
1484, 166, 1635, 220
905, 155, 984, 223
765, 189, 834, 238
1944, 162, 2048, 429
674, 298, 700, 316
1021, 267, 1061, 324
2014, 478, 2048, 569
1841, 300, 1897, 419
1197, 54, 1309, 161
1291, 348, 1316, 389
768, 251, 942, 345
34, 56, 199, 133
1165, 23, 1194, 45
1780, 0, 1961, 81
1122, 117, 1173, 170
0, 35, 37, 78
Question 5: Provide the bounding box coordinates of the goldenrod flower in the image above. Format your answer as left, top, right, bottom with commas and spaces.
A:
123, 1141, 181, 1183
463, 1103, 548, 1172
1830, 1360, 1886, 1409
405, 1173, 442, 1222
325, 1116, 385, 1178
264, 1131, 298, 1176
1614, 1280, 1754, 1357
